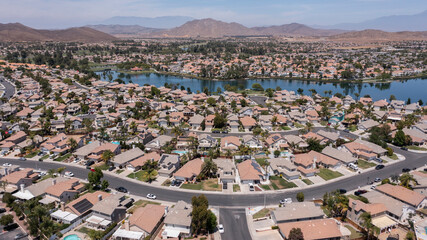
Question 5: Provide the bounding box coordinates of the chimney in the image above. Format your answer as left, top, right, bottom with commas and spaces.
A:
61, 202, 65, 211
225, 141, 228, 147
164, 206, 168, 216
20, 184, 25, 192
98, 194, 102, 201
124, 220, 130, 231
52, 179, 56, 185
313, 156, 317, 169
4, 168, 8, 176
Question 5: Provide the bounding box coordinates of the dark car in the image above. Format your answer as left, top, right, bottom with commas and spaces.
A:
338, 189, 347, 194
221, 130, 228, 134
14, 233, 28, 239
375, 164, 385, 170
400, 147, 408, 151
108, 166, 116, 171
343, 129, 350, 133
0, 208, 6, 213
85, 160, 94, 166
212, 130, 220, 133
115, 186, 128, 193
354, 190, 368, 196
171, 180, 182, 187
402, 168, 411, 173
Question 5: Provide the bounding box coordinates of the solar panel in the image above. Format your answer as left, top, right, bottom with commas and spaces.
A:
72, 198, 93, 214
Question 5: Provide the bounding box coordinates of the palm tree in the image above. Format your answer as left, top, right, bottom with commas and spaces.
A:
360, 212, 374, 240
399, 173, 418, 189
48, 169, 56, 178
171, 126, 184, 137
56, 167, 66, 177
101, 150, 114, 164
67, 138, 78, 151
200, 159, 218, 179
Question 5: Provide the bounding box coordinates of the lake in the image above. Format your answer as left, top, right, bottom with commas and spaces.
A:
97, 71, 427, 103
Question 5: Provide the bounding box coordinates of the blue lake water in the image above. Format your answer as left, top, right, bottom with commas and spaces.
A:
97, 71, 427, 102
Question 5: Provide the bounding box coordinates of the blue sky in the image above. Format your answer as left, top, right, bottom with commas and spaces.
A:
1, 0, 426, 28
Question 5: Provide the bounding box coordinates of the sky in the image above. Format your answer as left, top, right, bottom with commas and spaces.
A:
1, 0, 426, 29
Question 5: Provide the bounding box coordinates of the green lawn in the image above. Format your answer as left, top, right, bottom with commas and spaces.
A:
269, 176, 297, 189
233, 184, 241, 192
407, 145, 427, 151
116, 169, 124, 174
181, 183, 203, 190
40, 154, 49, 161
261, 185, 271, 190
97, 163, 110, 170
317, 168, 343, 181
54, 153, 71, 162
252, 208, 272, 219
345, 225, 364, 239
280, 126, 291, 131
388, 154, 398, 160
202, 178, 221, 191
25, 150, 40, 158
256, 158, 269, 167
302, 179, 314, 185
357, 159, 376, 169
294, 123, 304, 128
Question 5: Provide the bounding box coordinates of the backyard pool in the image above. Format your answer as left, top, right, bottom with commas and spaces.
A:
172, 150, 188, 155
64, 235, 81, 240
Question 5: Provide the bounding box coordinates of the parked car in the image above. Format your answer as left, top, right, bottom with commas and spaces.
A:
400, 147, 408, 151
374, 177, 382, 182
248, 183, 255, 191
280, 198, 292, 205
171, 180, 182, 187
338, 189, 347, 194
19, 157, 26, 161
370, 185, 376, 190
218, 224, 225, 234
221, 130, 228, 134
115, 187, 128, 193
14, 233, 28, 239
375, 164, 384, 170
0, 208, 6, 213
402, 168, 411, 173
85, 160, 94, 166
146, 193, 156, 200
343, 129, 350, 133
354, 190, 367, 196
2, 163, 11, 167
373, 158, 383, 163
108, 166, 116, 171
348, 163, 359, 171
64, 171, 74, 177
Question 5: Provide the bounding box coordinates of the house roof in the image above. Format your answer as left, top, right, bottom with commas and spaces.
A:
113, 148, 145, 165
173, 158, 203, 179
278, 218, 344, 240
322, 146, 357, 164
237, 160, 263, 181
294, 151, 339, 168
164, 200, 192, 227
129, 204, 165, 233
349, 198, 387, 215
375, 184, 425, 207
129, 152, 161, 168
45, 178, 80, 197
272, 202, 324, 222
66, 191, 111, 216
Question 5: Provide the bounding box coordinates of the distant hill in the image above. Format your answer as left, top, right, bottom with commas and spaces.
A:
316, 10, 427, 32
0, 23, 117, 42
328, 29, 427, 41
152, 18, 260, 38
252, 23, 348, 36
86, 24, 162, 36
99, 16, 194, 29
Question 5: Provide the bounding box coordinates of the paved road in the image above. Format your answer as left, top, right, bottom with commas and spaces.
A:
219, 208, 251, 240
0, 76, 15, 100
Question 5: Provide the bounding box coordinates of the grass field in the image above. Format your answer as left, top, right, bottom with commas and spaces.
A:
317, 168, 343, 180
252, 208, 273, 219
180, 179, 222, 191
357, 159, 376, 169
233, 184, 241, 192
302, 179, 314, 185
128, 199, 161, 213
345, 225, 364, 239
24, 150, 40, 158
388, 154, 398, 160
54, 153, 71, 162
269, 176, 297, 189
261, 185, 271, 190
407, 145, 427, 151
181, 183, 203, 190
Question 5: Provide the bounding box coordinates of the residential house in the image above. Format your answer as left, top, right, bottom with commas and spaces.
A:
89, 194, 127, 227
145, 135, 173, 151
112, 148, 145, 168
87, 142, 121, 162
240, 116, 257, 132
44, 178, 85, 203
118, 204, 166, 239
375, 184, 426, 209
242, 135, 263, 149
278, 218, 350, 240
221, 136, 241, 151
198, 134, 217, 150
163, 200, 192, 238
237, 160, 264, 184
127, 152, 161, 171
188, 114, 204, 130
358, 119, 380, 131
268, 158, 300, 180
265, 134, 288, 150
271, 202, 324, 223
1, 168, 38, 187
321, 146, 358, 165
213, 158, 236, 184
347, 198, 387, 228
173, 158, 203, 182
157, 154, 180, 177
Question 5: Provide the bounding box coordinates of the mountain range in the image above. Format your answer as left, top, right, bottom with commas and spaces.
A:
97, 16, 194, 29
0, 23, 117, 42
315, 10, 427, 32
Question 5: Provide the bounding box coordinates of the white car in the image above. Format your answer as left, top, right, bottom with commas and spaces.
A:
248, 183, 255, 191
218, 224, 224, 234
146, 194, 157, 200
370, 185, 376, 190
2, 163, 11, 167
64, 171, 74, 177
280, 198, 292, 205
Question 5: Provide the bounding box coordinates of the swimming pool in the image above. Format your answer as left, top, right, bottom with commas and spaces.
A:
111, 141, 120, 145
64, 234, 81, 240
172, 150, 188, 155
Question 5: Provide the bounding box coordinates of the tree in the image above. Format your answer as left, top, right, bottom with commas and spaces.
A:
393, 130, 411, 146
307, 138, 325, 152
0, 214, 13, 226
274, 150, 281, 158
88, 167, 104, 188
101, 150, 114, 163
213, 113, 227, 129
399, 173, 417, 189
101, 180, 109, 190
252, 83, 264, 91
207, 97, 216, 106
171, 126, 184, 137
240, 99, 247, 107
296, 192, 304, 202
199, 159, 218, 179
297, 88, 304, 95
57, 167, 66, 176
191, 195, 216, 235
360, 212, 374, 240
67, 137, 78, 151
288, 227, 304, 240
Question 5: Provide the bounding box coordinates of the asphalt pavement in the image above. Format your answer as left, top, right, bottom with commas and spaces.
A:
219, 208, 251, 240
0, 76, 15, 100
